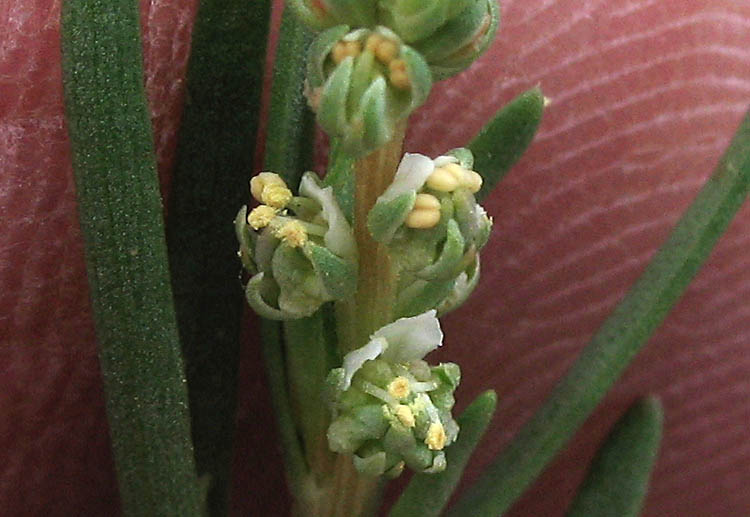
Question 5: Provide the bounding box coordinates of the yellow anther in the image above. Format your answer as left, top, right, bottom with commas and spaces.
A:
388, 59, 411, 90
463, 170, 483, 193
251, 172, 287, 203
364, 33, 399, 64
365, 33, 384, 53
332, 40, 362, 64
405, 193, 441, 229
275, 220, 308, 248
388, 376, 411, 399
426, 166, 461, 192
261, 184, 293, 209
395, 405, 415, 428
414, 193, 441, 210
425, 422, 447, 451
247, 205, 277, 230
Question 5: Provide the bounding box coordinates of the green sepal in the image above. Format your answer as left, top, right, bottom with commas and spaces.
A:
446, 147, 474, 169
437, 256, 480, 316
307, 25, 350, 88
273, 244, 329, 317
368, 191, 417, 243
416, 219, 465, 280
244, 272, 304, 320
399, 45, 433, 110
414, 0, 499, 80
471, 87, 545, 200
395, 277, 457, 318
318, 55, 354, 135
234, 206, 256, 272
356, 76, 391, 155
304, 241, 357, 300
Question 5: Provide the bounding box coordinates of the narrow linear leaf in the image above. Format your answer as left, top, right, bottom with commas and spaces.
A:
61, 2, 201, 515
448, 110, 750, 517
165, 1, 271, 514
259, 4, 318, 494
390, 391, 497, 517
469, 87, 545, 201
567, 397, 664, 517
284, 313, 338, 473
265, 6, 316, 185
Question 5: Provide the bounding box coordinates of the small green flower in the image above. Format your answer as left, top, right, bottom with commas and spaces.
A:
306, 25, 432, 157
236, 172, 357, 319
367, 150, 491, 317
326, 311, 460, 477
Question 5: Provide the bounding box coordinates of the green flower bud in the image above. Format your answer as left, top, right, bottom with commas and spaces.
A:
326, 311, 460, 476
306, 26, 432, 157
287, 0, 378, 32
411, 0, 500, 80
235, 172, 358, 319
367, 151, 492, 317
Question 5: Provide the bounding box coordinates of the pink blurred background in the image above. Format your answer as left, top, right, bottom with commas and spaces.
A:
2, 0, 749, 515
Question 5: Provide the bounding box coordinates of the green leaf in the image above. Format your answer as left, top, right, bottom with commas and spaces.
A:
469, 87, 545, 201
266, 9, 316, 185
164, 0, 271, 513
448, 110, 750, 517
566, 397, 664, 517
390, 391, 497, 517
61, 1, 201, 515
283, 313, 339, 474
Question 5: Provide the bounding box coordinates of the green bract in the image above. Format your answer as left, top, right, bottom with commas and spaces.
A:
326, 311, 460, 477
307, 25, 432, 157
367, 151, 492, 317
291, 0, 499, 81
235, 172, 358, 319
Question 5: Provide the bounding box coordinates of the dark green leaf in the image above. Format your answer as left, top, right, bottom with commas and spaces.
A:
469, 87, 545, 201
61, 1, 201, 515
448, 110, 750, 517
567, 397, 664, 517
164, 0, 271, 513
390, 391, 497, 517
265, 8, 316, 185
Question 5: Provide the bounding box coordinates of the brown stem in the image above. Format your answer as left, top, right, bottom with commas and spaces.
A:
302, 123, 407, 516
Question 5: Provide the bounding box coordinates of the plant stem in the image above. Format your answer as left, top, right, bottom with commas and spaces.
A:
308, 123, 407, 515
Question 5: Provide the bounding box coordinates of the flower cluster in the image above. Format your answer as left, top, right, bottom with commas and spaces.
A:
368, 150, 491, 317
235, 172, 358, 319
306, 26, 432, 156
326, 311, 460, 477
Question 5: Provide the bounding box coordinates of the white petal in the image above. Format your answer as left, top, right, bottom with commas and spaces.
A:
377, 153, 434, 203
300, 172, 357, 259
373, 310, 443, 363
341, 336, 388, 390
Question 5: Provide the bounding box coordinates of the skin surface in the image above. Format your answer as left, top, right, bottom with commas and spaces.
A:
2, 0, 749, 515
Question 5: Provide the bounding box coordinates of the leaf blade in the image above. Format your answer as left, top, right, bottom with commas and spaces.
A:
566, 397, 664, 517
61, 1, 201, 514
469, 87, 545, 201
165, 0, 272, 513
